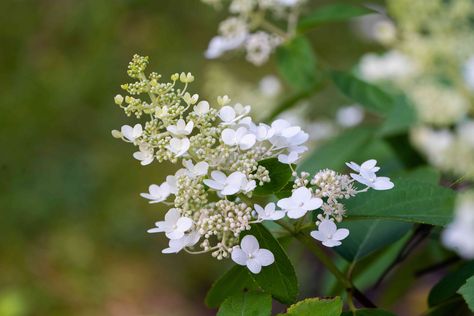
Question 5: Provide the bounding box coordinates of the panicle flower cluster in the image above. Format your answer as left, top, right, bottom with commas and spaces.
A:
201, 0, 305, 65
357, 0, 474, 180
113, 55, 393, 274
442, 191, 474, 259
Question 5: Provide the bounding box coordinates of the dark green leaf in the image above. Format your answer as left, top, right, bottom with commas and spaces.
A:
299, 4, 373, 30
395, 167, 441, 184
279, 297, 342, 316
378, 95, 417, 136
429, 261, 474, 306
345, 177, 456, 226
217, 291, 272, 316
458, 276, 474, 312
276, 36, 317, 90
254, 158, 293, 196
206, 265, 258, 308
246, 224, 299, 304
341, 308, 396, 316
331, 71, 396, 115
335, 220, 412, 262
298, 126, 374, 173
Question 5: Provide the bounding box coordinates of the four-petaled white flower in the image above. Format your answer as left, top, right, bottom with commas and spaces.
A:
231, 235, 275, 274
254, 203, 285, 221
167, 119, 194, 136
147, 208, 193, 240
203, 171, 253, 196
182, 160, 209, 178
133, 145, 154, 165
310, 219, 349, 247
347, 159, 394, 191
254, 123, 274, 141
277, 187, 323, 219
222, 127, 256, 150
168, 137, 190, 157
278, 151, 299, 164
162, 230, 201, 254
194, 101, 210, 115
218, 104, 251, 124
140, 183, 171, 203
269, 119, 309, 149
346, 159, 380, 174
121, 124, 143, 142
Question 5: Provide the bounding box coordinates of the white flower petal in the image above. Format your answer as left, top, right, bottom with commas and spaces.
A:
241, 235, 259, 254
246, 258, 262, 274
333, 228, 350, 241
256, 249, 274, 266
318, 220, 337, 236
231, 247, 248, 265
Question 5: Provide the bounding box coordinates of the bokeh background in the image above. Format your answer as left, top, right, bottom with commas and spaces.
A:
0, 0, 387, 315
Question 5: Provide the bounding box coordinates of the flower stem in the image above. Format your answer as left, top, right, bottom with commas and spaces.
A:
275, 220, 376, 308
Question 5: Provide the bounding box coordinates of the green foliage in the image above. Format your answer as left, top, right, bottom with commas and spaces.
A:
298, 126, 374, 172
217, 291, 272, 316
458, 276, 474, 312
246, 224, 299, 304
335, 220, 412, 262
377, 95, 417, 137
276, 36, 317, 90
278, 297, 342, 316
345, 177, 456, 226
254, 158, 293, 196
205, 266, 258, 308
331, 72, 397, 115
341, 308, 396, 316
299, 4, 373, 30
429, 261, 474, 307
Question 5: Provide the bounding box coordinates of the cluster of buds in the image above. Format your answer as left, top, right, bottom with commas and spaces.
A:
201, 0, 305, 65
112, 55, 394, 274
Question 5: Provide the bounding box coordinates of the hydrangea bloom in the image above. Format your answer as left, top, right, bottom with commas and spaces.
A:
201, 0, 305, 65
112, 55, 394, 273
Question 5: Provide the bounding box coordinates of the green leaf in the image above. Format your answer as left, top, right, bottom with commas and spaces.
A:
335, 220, 412, 262
246, 224, 299, 304
378, 95, 417, 136
205, 265, 258, 308
345, 177, 456, 226
341, 308, 396, 316
458, 276, 474, 312
429, 261, 474, 307
299, 126, 374, 172
279, 297, 342, 316
276, 36, 317, 90
254, 158, 293, 196
299, 4, 373, 30
331, 71, 397, 115
217, 291, 272, 316
395, 167, 441, 184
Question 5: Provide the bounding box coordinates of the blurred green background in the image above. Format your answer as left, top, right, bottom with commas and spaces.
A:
0, 0, 380, 315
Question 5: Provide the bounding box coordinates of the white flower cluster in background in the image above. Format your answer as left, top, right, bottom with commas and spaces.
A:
442, 192, 474, 259
202, 0, 305, 65
112, 55, 393, 274
356, 0, 474, 181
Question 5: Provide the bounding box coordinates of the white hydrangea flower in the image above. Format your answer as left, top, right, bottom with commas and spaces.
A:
203, 170, 251, 196
231, 235, 275, 274
121, 124, 143, 142
278, 151, 299, 164
168, 137, 190, 157
182, 160, 209, 178
336, 105, 364, 128
310, 219, 350, 247
359, 51, 417, 82
277, 187, 323, 219
194, 101, 210, 115
270, 119, 309, 149
162, 230, 201, 254
442, 193, 474, 259
166, 119, 194, 136
259, 75, 282, 97
348, 159, 394, 191
245, 32, 278, 66
222, 127, 256, 150
147, 208, 193, 240
218, 104, 251, 124
463, 56, 474, 91
254, 203, 285, 221
140, 183, 171, 203
133, 145, 154, 166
